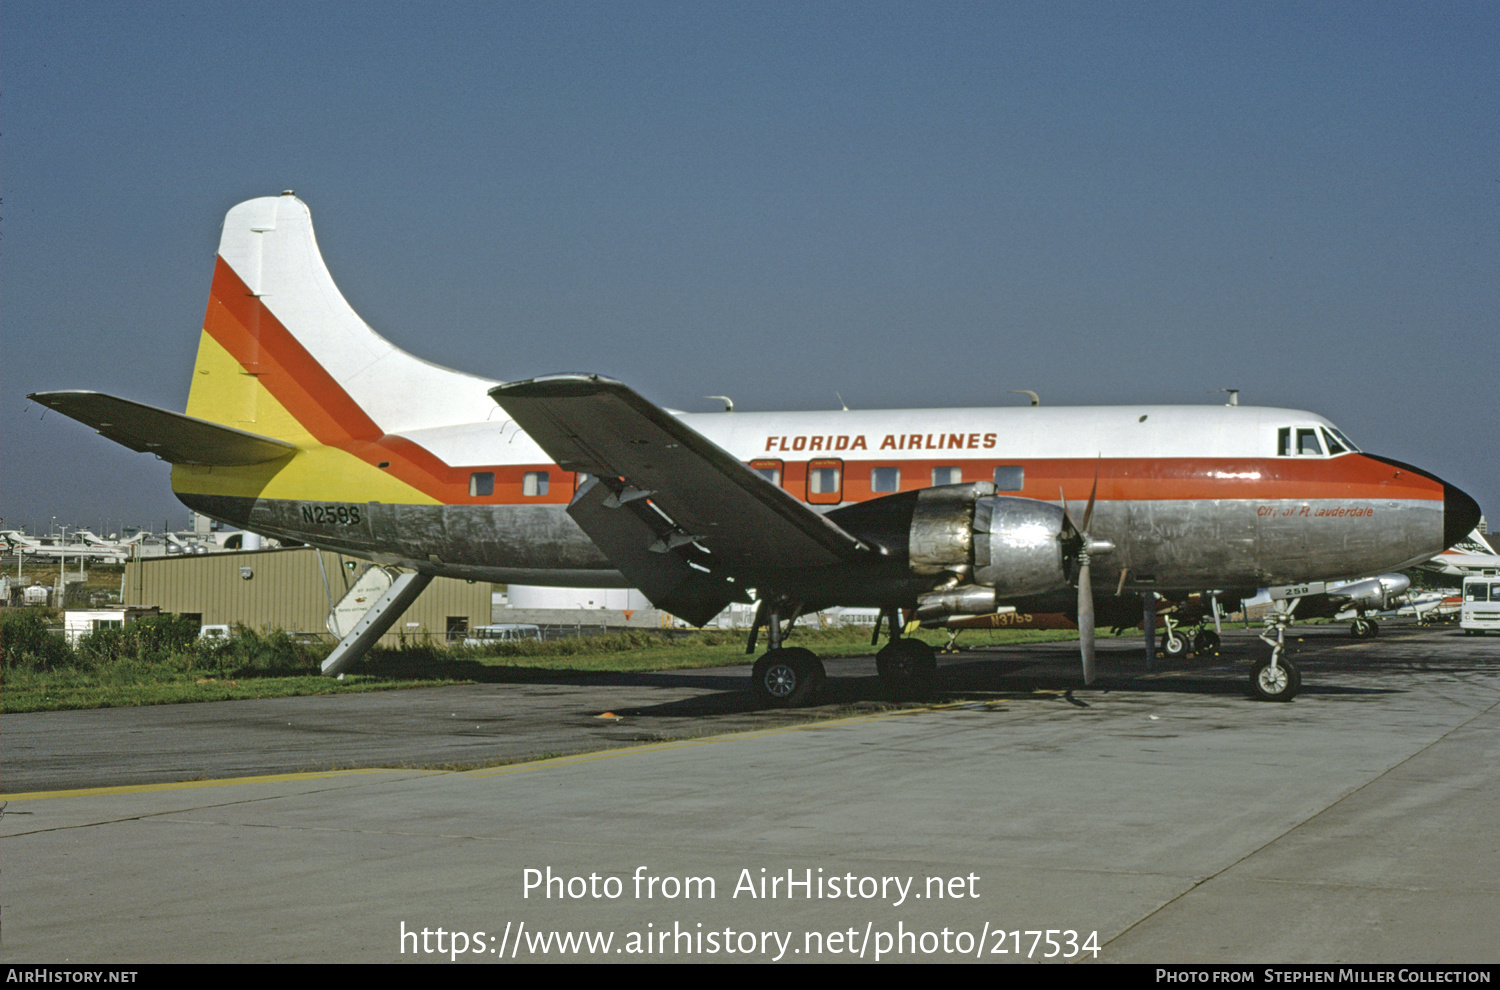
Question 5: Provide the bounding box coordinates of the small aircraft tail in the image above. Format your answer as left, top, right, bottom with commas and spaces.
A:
1453, 527, 1498, 556
185, 192, 498, 445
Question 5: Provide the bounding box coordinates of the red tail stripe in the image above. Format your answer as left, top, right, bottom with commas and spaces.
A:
204, 258, 381, 443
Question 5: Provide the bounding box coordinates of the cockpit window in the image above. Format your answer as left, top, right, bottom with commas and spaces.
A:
1321, 428, 1347, 455
1326, 426, 1360, 453
1278, 427, 1333, 456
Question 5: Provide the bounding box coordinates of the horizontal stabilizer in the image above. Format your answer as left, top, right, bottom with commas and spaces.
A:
28, 391, 298, 466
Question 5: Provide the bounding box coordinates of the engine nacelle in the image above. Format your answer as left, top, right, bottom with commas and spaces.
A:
907, 484, 1071, 618
972, 495, 1069, 596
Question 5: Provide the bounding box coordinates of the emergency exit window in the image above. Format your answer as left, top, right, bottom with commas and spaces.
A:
808, 459, 843, 504
750, 460, 783, 486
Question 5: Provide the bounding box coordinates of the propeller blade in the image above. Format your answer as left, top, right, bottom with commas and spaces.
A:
1079, 458, 1100, 533
1078, 557, 1096, 684
1062, 463, 1103, 685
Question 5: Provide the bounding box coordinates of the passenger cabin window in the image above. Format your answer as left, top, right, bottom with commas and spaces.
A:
522, 471, 549, 497
469, 472, 494, 497
750, 460, 783, 486
871, 466, 900, 493
807, 459, 843, 505
994, 465, 1024, 491
932, 466, 962, 486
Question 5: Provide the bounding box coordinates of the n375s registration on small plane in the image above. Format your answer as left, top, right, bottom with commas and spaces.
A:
30, 193, 1480, 703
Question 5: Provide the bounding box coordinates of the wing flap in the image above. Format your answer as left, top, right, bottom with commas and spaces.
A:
568, 477, 740, 626
489, 375, 874, 573
28, 391, 298, 466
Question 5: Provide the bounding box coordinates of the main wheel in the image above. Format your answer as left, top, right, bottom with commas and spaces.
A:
1351, 618, 1375, 638
876, 638, 937, 699
1250, 657, 1301, 702
1193, 629, 1221, 653
750, 647, 824, 708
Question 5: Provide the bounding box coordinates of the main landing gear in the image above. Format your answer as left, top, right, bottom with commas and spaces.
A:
1350, 616, 1379, 638
873, 607, 937, 700
750, 647, 824, 708
746, 599, 828, 708
745, 603, 938, 707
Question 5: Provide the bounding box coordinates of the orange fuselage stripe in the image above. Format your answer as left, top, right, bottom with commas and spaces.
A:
201, 257, 1444, 509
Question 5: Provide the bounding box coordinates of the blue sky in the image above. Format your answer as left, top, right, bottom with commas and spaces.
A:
5, 1, 1497, 535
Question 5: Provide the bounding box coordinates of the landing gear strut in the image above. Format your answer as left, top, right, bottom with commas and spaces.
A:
1159, 609, 1222, 658
1350, 617, 1379, 638
1253, 603, 1301, 701
1160, 612, 1189, 657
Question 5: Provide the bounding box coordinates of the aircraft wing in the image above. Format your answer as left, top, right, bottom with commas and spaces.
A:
490, 375, 878, 624
28, 391, 298, 466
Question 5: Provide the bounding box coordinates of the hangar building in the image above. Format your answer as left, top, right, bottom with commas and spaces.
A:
122, 546, 491, 646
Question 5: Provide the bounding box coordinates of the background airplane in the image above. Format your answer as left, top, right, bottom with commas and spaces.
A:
0, 529, 129, 564
1419, 527, 1500, 579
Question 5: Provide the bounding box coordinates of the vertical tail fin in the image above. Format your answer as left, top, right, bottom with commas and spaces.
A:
186, 192, 497, 444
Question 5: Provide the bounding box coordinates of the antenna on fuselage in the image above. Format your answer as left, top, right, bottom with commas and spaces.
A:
1008, 390, 1040, 406
705, 396, 734, 412
1219, 389, 1240, 406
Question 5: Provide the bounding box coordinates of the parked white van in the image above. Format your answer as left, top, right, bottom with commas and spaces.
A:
1460, 577, 1500, 635
463, 624, 543, 646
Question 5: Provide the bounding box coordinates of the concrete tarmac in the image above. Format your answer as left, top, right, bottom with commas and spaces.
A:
3, 622, 1498, 964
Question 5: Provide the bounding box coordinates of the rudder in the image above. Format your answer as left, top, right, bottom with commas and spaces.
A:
185, 192, 497, 445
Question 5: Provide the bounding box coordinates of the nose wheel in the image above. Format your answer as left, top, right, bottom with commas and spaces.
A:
1250, 655, 1301, 701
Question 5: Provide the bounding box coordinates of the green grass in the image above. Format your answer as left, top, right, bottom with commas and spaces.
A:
1, 614, 1127, 713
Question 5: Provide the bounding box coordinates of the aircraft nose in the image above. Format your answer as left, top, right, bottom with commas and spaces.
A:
1444, 480, 1481, 551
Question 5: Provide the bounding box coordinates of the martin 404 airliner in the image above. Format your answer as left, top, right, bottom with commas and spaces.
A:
30, 193, 1480, 702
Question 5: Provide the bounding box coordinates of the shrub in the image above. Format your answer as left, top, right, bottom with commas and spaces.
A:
0, 609, 75, 669
76, 614, 203, 666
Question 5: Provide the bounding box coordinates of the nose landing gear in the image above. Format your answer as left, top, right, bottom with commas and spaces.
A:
1253, 603, 1301, 701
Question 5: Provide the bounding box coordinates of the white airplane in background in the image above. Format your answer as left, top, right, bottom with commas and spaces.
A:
75, 530, 147, 552
29, 193, 1481, 702
1258, 573, 1410, 639
0, 530, 129, 563
1420, 527, 1500, 579
926, 570, 1409, 658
